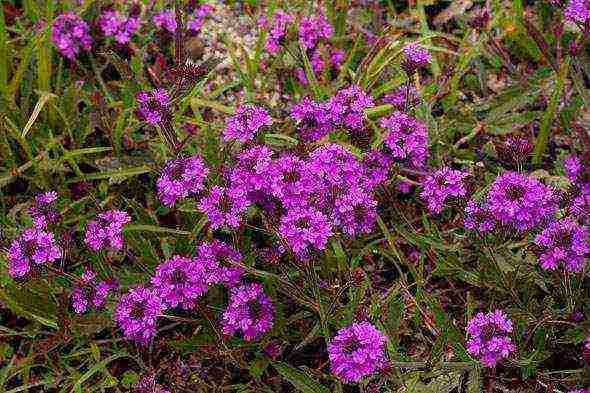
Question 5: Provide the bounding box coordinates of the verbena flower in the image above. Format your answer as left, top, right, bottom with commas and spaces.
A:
156, 155, 209, 207
99, 10, 141, 44
466, 310, 516, 367
328, 85, 375, 131
382, 86, 420, 110
298, 14, 333, 50
279, 207, 333, 256
401, 43, 432, 74
150, 255, 209, 309
265, 10, 294, 54
534, 217, 589, 272
569, 193, 589, 224
333, 191, 378, 237
7, 227, 61, 278
464, 200, 496, 234
328, 322, 389, 383
381, 111, 429, 168
362, 150, 392, 190
29, 191, 59, 229
114, 286, 166, 345
196, 240, 245, 287
268, 154, 311, 208
565, 155, 590, 195
198, 185, 251, 230
228, 145, 274, 195
84, 210, 131, 252
291, 97, 334, 142
223, 105, 273, 143
564, 0, 590, 26
221, 282, 274, 341
486, 172, 557, 232
420, 167, 469, 214
52, 12, 92, 59
187, 4, 214, 32
71, 270, 117, 314
153, 10, 177, 33
136, 89, 171, 125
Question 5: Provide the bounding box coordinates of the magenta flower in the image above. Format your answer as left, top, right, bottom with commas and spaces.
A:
152, 10, 177, 33
401, 43, 432, 73
569, 193, 589, 225
156, 155, 209, 207
565, 155, 590, 195
99, 10, 141, 44
328, 322, 389, 383
150, 255, 209, 309
362, 150, 392, 190
136, 89, 171, 125
198, 185, 251, 230
187, 4, 214, 32
223, 105, 273, 143
52, 12, 92, 59
268, 154, 311, 208
382, 86, 420, 110
279, 207, 333, 256
381, 111, 429, 168
196, 240, 244, 288
221, 283, 274, 341
227, 145, 274, 194
333, 191, 378, 237
420, 167, 469, 214
298, 14, 333, 50
328, 85, 375, 131
486, 172, 557, 231
29, 191, 60, 229
114, 286, 166, 345
291, 97, 335, 142
564, 0, 590, 26
265, 10, 294, 54
71, 270, 117, 314
534, 218, 589, 272
464, 199, 496, 234
466, 310, 516, 367
7, 227, 61, 279
84, 210, 131, 252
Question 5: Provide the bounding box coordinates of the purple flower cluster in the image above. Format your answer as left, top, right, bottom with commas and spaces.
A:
152, 10, 177, 33
187, 4, 214, 32
420, 167, 469, 214
7, 227, 61, 278
114, 286, 166, 346
565, 155, 590, 195
157, 155, 209, 207
464, 200, 497, 233
298, 14, 333, 50
279, 208, 333, 255
136, 89, 171, 125
466, 310, 516, 367
150, 256, 210, 309
221, 283, 275, 341
381, 111, 429, 168
52, 12, 92, 59
534, 218, 589, 272
485, 172, 557, 232
84, 210, 131, 252
153, 7, 214, 34
291, 85, 373, 142
382, 86, 420, 110
29, 191, 60, 229
265, 10, 294, 54
223, 105, 273, 143
401, 43, 432, 74
99, 10, 141, 44
297, 46, 346, 85
328, 322, 389, 383
198, 185, 251, 230
564, 0, 590, 26
71, 270, 117, 314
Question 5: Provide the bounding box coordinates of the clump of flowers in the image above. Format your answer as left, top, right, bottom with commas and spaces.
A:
71, 270, 118, 314
99, 10, 141, 44
152, 10, 177, 33
564, 0, 590, 27
420, 167, 469, 214
84, 210, 131, 252
156, 155, 209, 207
197, 186, 251, 230
328, 85, 375, 131
150, 256, 209, 309
382, 86, 420, 110
196, 240, 245, 287
333, 191, 378, 237
362, 150, 392, 190
485, 172, 557, 232
534, 217, 589, 272
328, 322, 389, 383
221, 283, 275, 341
114, 286, 166, 345
187, 4, 214, 32
228, 145, 274, 195
466, 310, 516, 367
136, 89, 171, 125
401, 43, 432, 74
464, 199, 497, 234
381, 111, 429, 168
565, 155, 590, 195
279, 207, 333, 257
298, 14, 333, 50
291, 98, 334, 142
223, 105, 273, 143
265, 10, 294, 54
29, 191, 60, 229
52, 12, 92, 59
7, 227, 61, 279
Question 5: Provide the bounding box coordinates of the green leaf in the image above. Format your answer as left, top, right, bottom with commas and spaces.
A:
124, 224, 192, 236
66, 166, 152, 183
271, 362, 330, 393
